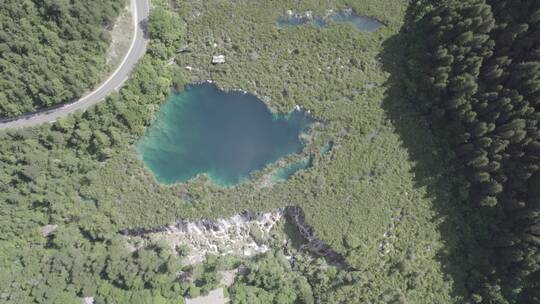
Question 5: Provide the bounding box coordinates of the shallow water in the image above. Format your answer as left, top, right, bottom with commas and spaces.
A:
137, 83, 313, 186
321, 141, 334, 155
277, 10, 383, 32
272, 158, 312, 181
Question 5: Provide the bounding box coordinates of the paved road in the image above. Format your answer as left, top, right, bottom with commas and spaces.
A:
0, 0, 150, 129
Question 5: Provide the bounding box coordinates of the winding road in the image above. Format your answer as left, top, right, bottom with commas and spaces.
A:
0, 0, 150, 130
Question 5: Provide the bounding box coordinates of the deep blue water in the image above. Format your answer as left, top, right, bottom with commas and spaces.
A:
137, 83, 313, 186
277, 10, 383, 32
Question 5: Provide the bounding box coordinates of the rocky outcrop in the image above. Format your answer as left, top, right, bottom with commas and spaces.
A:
41, 224, 58, 237
211, 55, 225, 64
81, 297, 94, 304
123, 210, 283, 264
285, 207, 346, 265
121, 207, 346, 267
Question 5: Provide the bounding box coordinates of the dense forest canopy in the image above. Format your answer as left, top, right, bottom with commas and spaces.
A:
0, 0, 125, 117
406, 0, 540, 302
0, 0, 539, 303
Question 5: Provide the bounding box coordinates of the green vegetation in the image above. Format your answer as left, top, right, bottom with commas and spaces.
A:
0, 0, 125, 117
0, 0, 462, 302
106, 4, 134, 68
1, 0, 538, 303
229, 222, 381, 304
230, 251, 316, 304
404, 0, 540, 302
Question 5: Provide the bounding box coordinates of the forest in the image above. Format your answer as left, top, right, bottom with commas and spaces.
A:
0, 0, 125, 117
0, 0, 538, 303
405, 0, 540, 302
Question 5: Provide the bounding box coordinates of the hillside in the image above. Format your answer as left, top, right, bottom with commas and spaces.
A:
0, 0, 538, 303
0, 0, 125, 117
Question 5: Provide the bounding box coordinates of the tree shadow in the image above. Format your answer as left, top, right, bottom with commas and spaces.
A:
378, 9, 478, 301
139, 19, 150, 40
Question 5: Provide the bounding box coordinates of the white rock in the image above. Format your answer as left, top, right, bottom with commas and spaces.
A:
212, 55, 225, 64
81, 297, 94, 304
41, 224, 58, 237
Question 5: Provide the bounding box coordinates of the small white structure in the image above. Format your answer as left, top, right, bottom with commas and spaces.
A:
212, 55, 225, 64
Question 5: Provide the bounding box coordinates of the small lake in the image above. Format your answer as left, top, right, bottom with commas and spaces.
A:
137, 83, 313, 186
277, 9, 383, 32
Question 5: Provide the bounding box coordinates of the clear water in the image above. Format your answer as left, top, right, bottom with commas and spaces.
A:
137, 83, 313, 186
321, 141, 334, 155
272, 158, 312, 181
276, 10, 383, 32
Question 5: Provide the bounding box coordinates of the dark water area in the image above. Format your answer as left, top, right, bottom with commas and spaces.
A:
277, 9, 383, 32
137, 83, 314, 186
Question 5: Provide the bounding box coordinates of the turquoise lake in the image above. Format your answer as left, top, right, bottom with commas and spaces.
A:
137, 83, 313, 186
277, 10, 383, 32
272, 158, 312, 182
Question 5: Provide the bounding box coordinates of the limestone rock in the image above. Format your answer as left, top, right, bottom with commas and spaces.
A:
212, 55, 225, 64
41, 224, 58, 237
81, 297, 94, 304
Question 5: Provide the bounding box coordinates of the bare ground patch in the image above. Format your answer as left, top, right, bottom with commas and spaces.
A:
106, 2, 134, 68
185, 288, 228, 304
